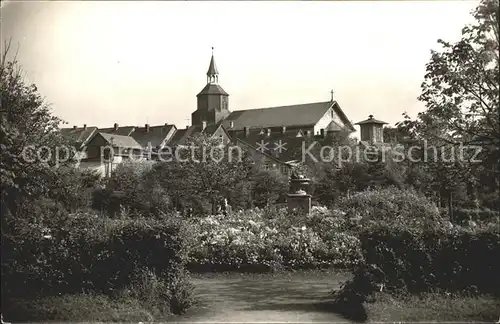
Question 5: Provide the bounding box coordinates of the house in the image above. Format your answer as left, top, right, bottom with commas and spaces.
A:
78, 132, 144, 177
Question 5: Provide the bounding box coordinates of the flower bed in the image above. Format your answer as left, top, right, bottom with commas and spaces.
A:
186, 207, 363, 272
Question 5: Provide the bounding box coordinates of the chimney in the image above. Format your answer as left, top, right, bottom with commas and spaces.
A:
202, 121, 207, 131
266, 128, 271, 136
165, 123, 169, 127
73, 125, 77, 130
186, 125, 189, 129
145, 124, 150, 132
244, 126, 249, 137
281, 126, 286, 134
114, 123, 119, 131
229, 121, 234, 128
83, 124, 87, 130
320, 129, 325, 138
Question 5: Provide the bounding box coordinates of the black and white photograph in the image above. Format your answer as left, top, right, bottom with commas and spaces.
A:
1, 0, 499, 322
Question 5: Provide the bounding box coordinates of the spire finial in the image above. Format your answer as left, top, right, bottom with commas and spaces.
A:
330, 89, 334, 102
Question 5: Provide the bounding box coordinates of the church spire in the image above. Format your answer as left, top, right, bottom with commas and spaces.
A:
206, 47, 219, 84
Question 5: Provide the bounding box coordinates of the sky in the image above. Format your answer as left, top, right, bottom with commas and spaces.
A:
1, 0, 479, 132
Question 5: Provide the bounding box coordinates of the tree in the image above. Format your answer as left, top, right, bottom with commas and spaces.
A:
0, 41, 73, 218
153, 134, 255, 215
396, 0, 499, 211
251, 169, 288, 208
418, 0, 498, 143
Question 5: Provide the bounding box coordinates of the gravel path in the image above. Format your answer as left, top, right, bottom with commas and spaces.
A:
171, 271, 353, 323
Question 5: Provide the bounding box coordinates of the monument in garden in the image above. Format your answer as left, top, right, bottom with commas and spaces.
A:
287, 170, 312, 215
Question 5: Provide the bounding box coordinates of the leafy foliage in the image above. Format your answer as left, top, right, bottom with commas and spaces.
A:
1, 209, 190, 300
152, 134, 255, 215
0, 41, 75, 217
337, 187, 442, 226
251, 169, 288, 208
394, 0, 500, 211
357, 222, 500, 295
186, 207, 363, 272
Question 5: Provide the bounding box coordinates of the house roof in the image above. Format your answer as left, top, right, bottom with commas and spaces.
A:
356, 115, 388, 125
167, 128, 188, 146
96, 132, 143, 150
235, 138, 289, 166
60, 126, 98, 147
197, 83, 229, 96
231, 128, 309, 163
99, 126, 136, 136
166, 121, 229, 146
130, 124, 176, 148
221, 101, 355, 131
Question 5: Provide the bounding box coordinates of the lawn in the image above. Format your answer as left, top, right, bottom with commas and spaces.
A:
3, 270, 499, 322
173, 271, 500, 323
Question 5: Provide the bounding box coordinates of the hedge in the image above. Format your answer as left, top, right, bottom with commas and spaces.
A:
1, 210, 188, 298
355, 223, 500, 295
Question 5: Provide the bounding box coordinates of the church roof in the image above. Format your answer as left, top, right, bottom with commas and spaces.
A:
222, 101, 354, 131
197, 83, 228, 96
355, 115, 387, 125
206, 55, 219, 76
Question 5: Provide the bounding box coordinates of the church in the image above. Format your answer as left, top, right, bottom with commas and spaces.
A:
62, 51, 385, 177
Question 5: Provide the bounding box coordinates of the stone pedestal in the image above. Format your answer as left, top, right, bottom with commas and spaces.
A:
287, 173, 312, 215
287, 193, 312, 215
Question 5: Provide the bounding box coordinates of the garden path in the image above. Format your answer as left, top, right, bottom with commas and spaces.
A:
171, 271, 356, 323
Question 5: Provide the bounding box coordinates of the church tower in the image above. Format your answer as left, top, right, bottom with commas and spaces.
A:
192, 48, 230, 126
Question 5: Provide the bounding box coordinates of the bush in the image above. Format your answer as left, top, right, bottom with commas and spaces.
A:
337, 187, 441, 226
251, 170, 288, 208
105, 160, 171, 216
47, 167, 101, 212
1, 210, 189, 299
478, 191, 500, 211
453, 208, 500, 224
186, 207, 363, 271
165, 270, 195, 314
337, 222, 500, 300
123, 267, 194, 315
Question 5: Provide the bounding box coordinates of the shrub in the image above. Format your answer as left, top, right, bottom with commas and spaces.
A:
337, 187, 441, 226
165, 270, 195, 314
453, 208, 500, 224
105, 160, 170, 216
186, 208, 363, 271
123, 267, 194, 315
1, 210, 189, 299
337, 222, 500, 299
251, 170, 288, 208
478, 191, 500, 211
